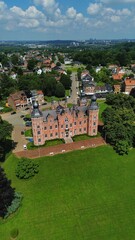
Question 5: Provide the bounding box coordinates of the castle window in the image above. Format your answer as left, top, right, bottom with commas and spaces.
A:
44, 127, 47, 130
38, 139, 41, 142
37, 131, 40, 134
74, 122, 76, 125
37, 125, 40, 128
55, 125, 57, 128
84, 120, 86, 123
70, 123, 72, 127
66, 124, 68, 129
93, 129, 96, 133
79, 121, 81, 125
50, 126, 52, 129
45, 134, 47, 137
84, 128, 86, 131
55, 132, 58, 136
61, 125, 63, 128
65, 117, 68, 122
93, 116, 97, 119
79, 129, 82, 132
93, 122, 96, 126
50, 133, 53, 137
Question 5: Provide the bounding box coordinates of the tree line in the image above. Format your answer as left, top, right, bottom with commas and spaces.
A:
102, 93, 135, 155
72, 43, 135, 66
0, 72, 71, 100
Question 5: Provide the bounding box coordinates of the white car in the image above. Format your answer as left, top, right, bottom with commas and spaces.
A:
23, 145, 27, 150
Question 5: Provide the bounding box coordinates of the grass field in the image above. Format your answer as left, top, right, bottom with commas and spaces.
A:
1, 146, 135, 239
97, 100, 108, 121
27, 138, 64, 149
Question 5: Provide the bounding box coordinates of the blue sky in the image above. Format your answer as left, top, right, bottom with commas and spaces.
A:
0, 0, 135, 40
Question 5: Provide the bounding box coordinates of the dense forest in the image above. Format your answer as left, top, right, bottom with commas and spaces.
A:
72, 43, 135, 66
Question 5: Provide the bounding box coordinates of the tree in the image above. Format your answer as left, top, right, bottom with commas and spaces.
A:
60, 74, 71, 90
11, 54, 19, 65
16, 158, 39, 179
0, 167, 15, 218
42, 76, 57, 96
55, 82, 65, 97
27, 58, 37, 71
114, 140, 129, 155
0, 117, 13, 142
0, 74, 17, 99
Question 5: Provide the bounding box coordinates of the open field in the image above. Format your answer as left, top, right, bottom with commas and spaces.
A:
1, 145, 135, 239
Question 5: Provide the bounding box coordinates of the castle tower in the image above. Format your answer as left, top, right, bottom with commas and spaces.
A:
87, 95, 99, 136
31, 101, 45, 146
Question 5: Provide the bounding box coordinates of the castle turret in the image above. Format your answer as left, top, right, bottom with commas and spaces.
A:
31, 101, 45, 146
87, 95, 99, 136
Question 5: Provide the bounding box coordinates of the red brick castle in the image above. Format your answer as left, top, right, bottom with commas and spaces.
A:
31, 95, 99, 146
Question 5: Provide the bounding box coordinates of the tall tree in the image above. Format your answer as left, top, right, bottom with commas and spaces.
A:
60, 74, 71, 90
0, 167, 15, 218
55, 82, 65, 97
0, 117, 13, 142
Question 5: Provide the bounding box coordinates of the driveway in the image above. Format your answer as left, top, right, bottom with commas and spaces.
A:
1, 110, 29, 153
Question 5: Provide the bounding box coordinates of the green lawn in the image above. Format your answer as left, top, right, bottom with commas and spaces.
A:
25, 129, 33, 137
72, 133, 100, 142
97, 100, 108, 121
27, 138, 64, 149
1, 146, 135, 239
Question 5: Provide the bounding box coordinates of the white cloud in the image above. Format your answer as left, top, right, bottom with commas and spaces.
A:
87, 3, 102, 15
111, 15, 121, 22
66, 7, 77, 18
0, 1, 7, 11
10, 6, 25, 17
117, 8, 131, 16
33, 0, 58, 13
19, 19, 40, 28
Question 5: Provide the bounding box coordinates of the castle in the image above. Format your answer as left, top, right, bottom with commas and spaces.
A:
31, 95, 99, 146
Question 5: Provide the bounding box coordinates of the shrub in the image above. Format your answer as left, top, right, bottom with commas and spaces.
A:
10, 228, 19, 239
5, 192, 23, 219
15, 158, 39, 179
114, 140, 129, 155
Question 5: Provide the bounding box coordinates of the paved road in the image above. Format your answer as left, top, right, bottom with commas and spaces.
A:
69, 72, 79, 104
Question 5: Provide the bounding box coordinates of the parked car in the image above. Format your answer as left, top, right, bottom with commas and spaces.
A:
23, 117, 31, 122
23, 144, 27, 150
25, 121, 32, 127
20, 115, 25, 118
11, 111, 16, 115
42, 102, 47, 105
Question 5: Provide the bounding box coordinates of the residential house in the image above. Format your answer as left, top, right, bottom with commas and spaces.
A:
123, 78, 135, 94
8, 91, 27, 110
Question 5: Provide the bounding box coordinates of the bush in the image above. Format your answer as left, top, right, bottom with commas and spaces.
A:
5, 192, 23, 219
114, 140, 129, 155
15, 158, 39, 179
10, 228, 19, 239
